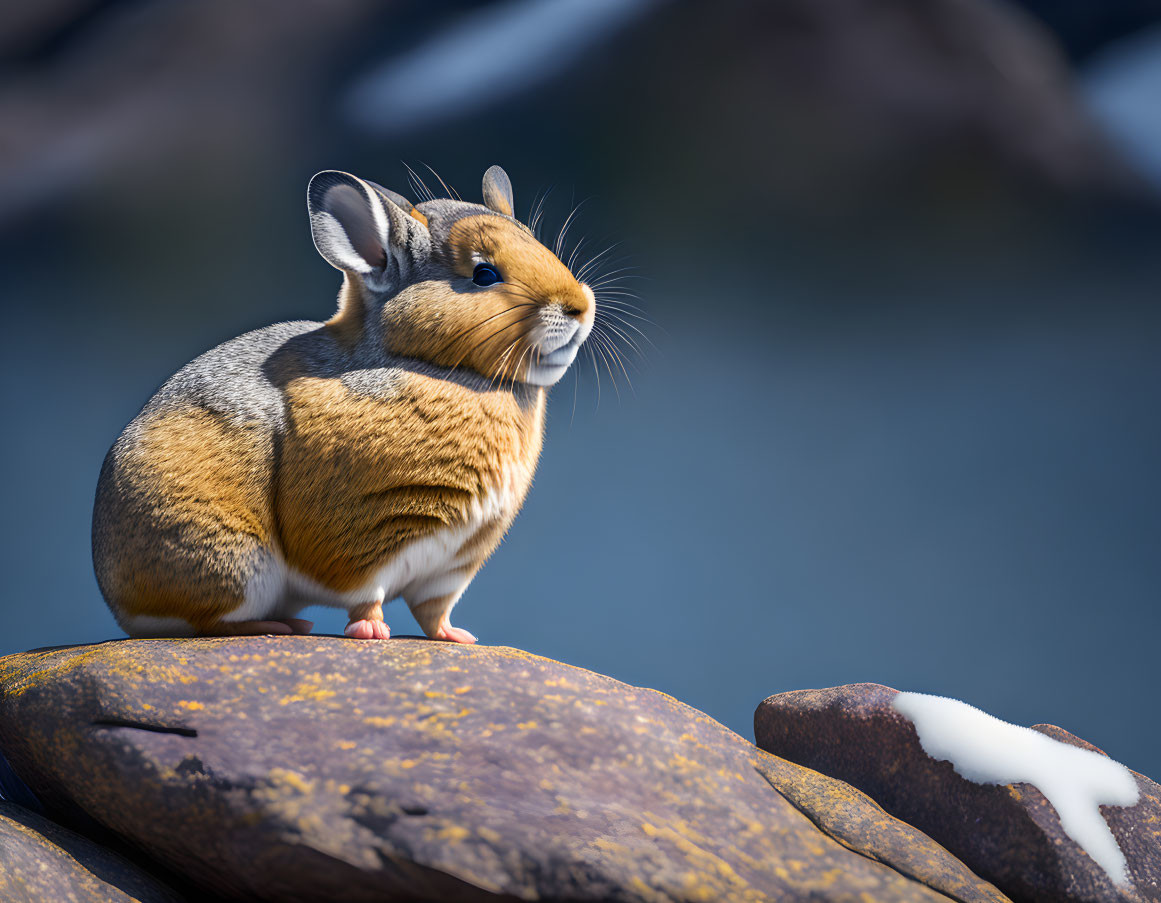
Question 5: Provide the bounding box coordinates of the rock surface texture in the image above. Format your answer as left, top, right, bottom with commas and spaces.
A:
0, 799, 182, 903
755, 683, 1161, 903
0, 638, 1007, 903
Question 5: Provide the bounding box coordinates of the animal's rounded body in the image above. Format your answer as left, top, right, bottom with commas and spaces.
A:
93, 167, 592, 642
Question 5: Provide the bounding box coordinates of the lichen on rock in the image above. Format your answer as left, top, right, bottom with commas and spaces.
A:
0, 638, 1008, 902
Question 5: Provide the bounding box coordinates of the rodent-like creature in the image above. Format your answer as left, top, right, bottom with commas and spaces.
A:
93, 166, 594, 642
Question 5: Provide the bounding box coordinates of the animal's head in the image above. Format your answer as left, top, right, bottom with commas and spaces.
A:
307, 165, 595, 387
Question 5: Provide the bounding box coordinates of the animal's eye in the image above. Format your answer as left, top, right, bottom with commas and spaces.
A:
472, 263, 502, 286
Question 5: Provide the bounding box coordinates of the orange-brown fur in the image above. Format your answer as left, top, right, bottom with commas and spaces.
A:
383, 216, 591, 380
276, 369, 545, 594
94, 408, 274, 630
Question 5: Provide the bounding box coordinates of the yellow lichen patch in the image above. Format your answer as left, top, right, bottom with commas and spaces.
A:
516, 721, 538, 730
628, 876, 667, 901
279, 675, 340, 706
477, 826, 501, 844
453, 685, 472, 695
335, 740, 356, 750
436, 825, 471, 842
639, 820, 750, 892
681, 871, 719, 902
268, 767, 314, 795
177, 700, 204, 711
363, 716, 396, 728
667, 753, 702, 773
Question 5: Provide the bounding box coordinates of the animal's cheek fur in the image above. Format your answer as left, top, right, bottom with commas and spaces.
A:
383, 281, 539, 379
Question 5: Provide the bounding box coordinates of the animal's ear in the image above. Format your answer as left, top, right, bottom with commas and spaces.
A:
482, 164, 514, 217
307, 171, 428, 288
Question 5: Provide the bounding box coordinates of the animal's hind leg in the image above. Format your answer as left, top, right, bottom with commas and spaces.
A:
407, 583, 476, 645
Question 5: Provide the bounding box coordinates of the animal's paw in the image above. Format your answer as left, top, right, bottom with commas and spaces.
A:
345, 619, 391, 640
435, 623, 477, 644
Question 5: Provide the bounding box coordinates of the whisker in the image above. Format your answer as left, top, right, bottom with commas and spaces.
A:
448, 311, 540, 377
489, 338, 523, 392
596, 318, 645, 358
586, 268, 642, 289
596, 307, 656, 333
589, 332, 622, 403
554, 198, 590, 259
598, 332, 636, 394
598, 307, 658, 348
566, 235, 590, 274
575, 241, 624, 283
569, 357, 580, 428
422, 162, 460, 201
433, 303, 536, 361
593, 291, 645, 304
510, 343, 535, 390
527, 186, 553, 237
586, 343, 602, 411
402, 162, 436, 202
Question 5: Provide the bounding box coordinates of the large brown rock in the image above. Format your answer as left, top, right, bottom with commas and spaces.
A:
755, 683, 1161, 903
1, 638, 1006, 903
0, 799, 183, 903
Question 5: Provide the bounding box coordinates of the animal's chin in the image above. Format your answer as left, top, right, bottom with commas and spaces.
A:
523, 361, 571, 387
522, 341, 581, 387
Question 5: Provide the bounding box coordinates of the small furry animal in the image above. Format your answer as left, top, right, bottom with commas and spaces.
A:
93, 166, 595, 642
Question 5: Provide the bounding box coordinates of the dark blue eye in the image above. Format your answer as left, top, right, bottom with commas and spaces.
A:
473, 263, 502, 286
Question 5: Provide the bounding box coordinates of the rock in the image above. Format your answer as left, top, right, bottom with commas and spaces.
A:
0, 638, 1006, 903
615, 0, 1152, 229
754, 684, 1161, 903
0, 799, 183, 903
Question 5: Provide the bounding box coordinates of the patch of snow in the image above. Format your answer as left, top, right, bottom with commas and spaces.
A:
892, 691, 1140, 886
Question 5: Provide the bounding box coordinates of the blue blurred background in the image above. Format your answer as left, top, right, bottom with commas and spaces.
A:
2, 0, 1159, 776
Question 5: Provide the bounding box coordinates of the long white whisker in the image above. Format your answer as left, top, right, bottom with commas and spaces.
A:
422, 162, 460, 201
575, 242, 624, 282
554, 198, 590, 258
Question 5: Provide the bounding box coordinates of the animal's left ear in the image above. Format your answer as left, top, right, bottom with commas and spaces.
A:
307, 170, 429, 291
482, 165, 514, 217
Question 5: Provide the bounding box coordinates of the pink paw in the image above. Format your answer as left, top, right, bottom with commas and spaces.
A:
345, 619, 391, 640
435, 623, 477, 645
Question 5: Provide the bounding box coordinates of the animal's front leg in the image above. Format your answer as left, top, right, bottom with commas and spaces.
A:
345, 600, 391, 640
407, 579, 477, 644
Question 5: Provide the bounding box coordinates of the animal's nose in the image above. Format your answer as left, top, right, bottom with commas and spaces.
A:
564, 285, 595, 319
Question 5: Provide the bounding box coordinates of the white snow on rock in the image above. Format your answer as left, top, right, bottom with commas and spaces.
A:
892, 691, 1140, 886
